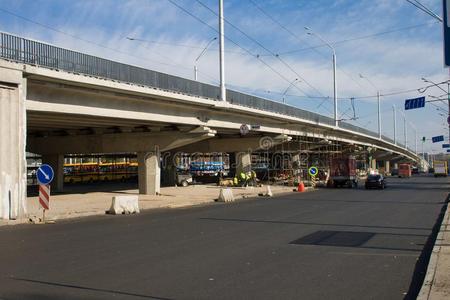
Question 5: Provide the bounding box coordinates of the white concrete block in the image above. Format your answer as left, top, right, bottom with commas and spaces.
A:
109, 196, 140, 214
265, 186, 273, 197
218, 188, 234, 202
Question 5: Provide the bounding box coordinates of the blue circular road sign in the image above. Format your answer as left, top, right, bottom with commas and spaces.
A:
37, 164, 54, 185
308, 166, 318, 177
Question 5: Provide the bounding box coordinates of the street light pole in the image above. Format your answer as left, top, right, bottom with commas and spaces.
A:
422, 77, 450, 144
448, 81, 450, 144
377, 91, 381, 139
332, 51, 337, 127
404, 114, 407, 149
393, 105, 397, 145
219, 0, 226, 102
282, 78, 299, 104
359, 74, 381, 139
194, 37, 217, 81
305, 27, 338, 127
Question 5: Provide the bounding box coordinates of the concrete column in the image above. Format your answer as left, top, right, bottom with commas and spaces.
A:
236, 152, 252, 174
138, 149, 161, 195
42, 154, 65, 192
291, 153, 300, 176
371, 159, 377, 170
0, 70, 27, 220
384, 161, 390, 174
161, 152, 177, 187
393, 163, 398, 170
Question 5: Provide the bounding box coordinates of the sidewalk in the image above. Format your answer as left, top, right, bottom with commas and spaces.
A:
418, 200, 450, 300
1, 184, 301, 226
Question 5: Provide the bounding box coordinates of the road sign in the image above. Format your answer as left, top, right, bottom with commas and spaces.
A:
432, 135, 445, 143
444, 0, 450, 67
239, 124, 250, 135
38, 184, 50, 210
443, 144, 450, 148
308, 166, 318, 177
37, 164, 54, 185
404, 97, 425, 110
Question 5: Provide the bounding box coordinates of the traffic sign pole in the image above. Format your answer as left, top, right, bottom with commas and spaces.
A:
36, 164, 54, 224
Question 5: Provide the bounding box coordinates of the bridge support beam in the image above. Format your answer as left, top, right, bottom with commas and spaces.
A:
384, 161, 390, 175
138, 149, 160, 195
0, 70, 27, 220
370, 159, 377, 171
42, 154, 65, 193
236, 152, 252, 175
161, 152, 177, 187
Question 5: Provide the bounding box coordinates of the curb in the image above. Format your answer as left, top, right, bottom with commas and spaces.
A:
417, 198, 450, 300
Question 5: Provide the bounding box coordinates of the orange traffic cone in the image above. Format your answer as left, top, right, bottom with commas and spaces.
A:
297, 182, 305, 192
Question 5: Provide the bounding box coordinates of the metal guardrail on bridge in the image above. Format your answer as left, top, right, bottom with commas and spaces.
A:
0, 32, 410, 152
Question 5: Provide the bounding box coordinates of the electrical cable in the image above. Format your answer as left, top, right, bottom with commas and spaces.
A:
194, 0, 326, 98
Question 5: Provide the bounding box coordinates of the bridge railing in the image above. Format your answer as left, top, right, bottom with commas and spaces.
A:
0, 32, 409, 153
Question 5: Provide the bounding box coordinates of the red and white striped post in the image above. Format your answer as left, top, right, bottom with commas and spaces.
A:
38, 184, 50, 222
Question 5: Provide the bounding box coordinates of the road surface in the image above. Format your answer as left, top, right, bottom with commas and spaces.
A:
0, 175, 448, 300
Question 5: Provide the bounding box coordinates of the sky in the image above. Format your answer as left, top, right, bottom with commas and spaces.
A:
0, 0, 448, 154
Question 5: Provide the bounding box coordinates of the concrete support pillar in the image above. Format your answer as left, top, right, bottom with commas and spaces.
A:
161, 152, 177, 187
236, 152, 252, 175
393, 163, 398, 170
42, 154, 65, 192
0, 71, 26, 220
371, 159, 377, 170
384, 161, 390, 174
138, 149, 161, 195
291, 153, 300, 176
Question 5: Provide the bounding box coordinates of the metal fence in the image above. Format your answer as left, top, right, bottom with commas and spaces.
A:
0, 32, 407, 152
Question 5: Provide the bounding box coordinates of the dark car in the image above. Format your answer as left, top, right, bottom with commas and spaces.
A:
391, 168, 398, 176
412, 167, 419, 174
365, 174, 386, 189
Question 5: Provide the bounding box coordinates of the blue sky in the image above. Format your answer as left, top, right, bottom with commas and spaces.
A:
0, 0, 448, 153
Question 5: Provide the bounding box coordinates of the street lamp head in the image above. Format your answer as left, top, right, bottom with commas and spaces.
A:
304, 26, 310, 31
126, 37, 135, 40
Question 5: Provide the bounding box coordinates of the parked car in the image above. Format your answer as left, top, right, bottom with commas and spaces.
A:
365, 174, 387, 189
412, 167, 419, 174
391, 168, 398, 176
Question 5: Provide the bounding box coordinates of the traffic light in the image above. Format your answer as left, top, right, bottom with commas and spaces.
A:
422, 136, 426, 142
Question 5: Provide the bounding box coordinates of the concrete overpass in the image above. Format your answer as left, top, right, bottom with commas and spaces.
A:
0, 32, 420, 220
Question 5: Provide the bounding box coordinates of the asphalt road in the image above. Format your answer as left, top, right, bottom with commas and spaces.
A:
0, 175, 449, 300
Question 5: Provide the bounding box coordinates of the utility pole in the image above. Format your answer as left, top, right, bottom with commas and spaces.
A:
393, 105, 397, 145
404, 114, 408, 149
305, 27, 338, 127
377, 91, 381, 139
360, 74, 381, 138
219, 0, 226, 102
448, 81, 450, 144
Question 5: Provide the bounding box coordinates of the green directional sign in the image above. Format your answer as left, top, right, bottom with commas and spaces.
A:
308, 166, 318, 177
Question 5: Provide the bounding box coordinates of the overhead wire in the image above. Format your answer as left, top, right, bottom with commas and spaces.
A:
166, 0, 318, 98
405, 0, 442, 22
0, 7, 220, 82
247, 0, 367, 94
194, 0, 326, 98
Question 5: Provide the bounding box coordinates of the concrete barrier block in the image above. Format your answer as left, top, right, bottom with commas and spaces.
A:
218, 188, 234, 202
265, 186, 273, 197
109, 195, 140, 214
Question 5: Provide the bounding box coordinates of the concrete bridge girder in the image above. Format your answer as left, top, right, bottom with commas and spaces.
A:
28, 127, 216, 155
